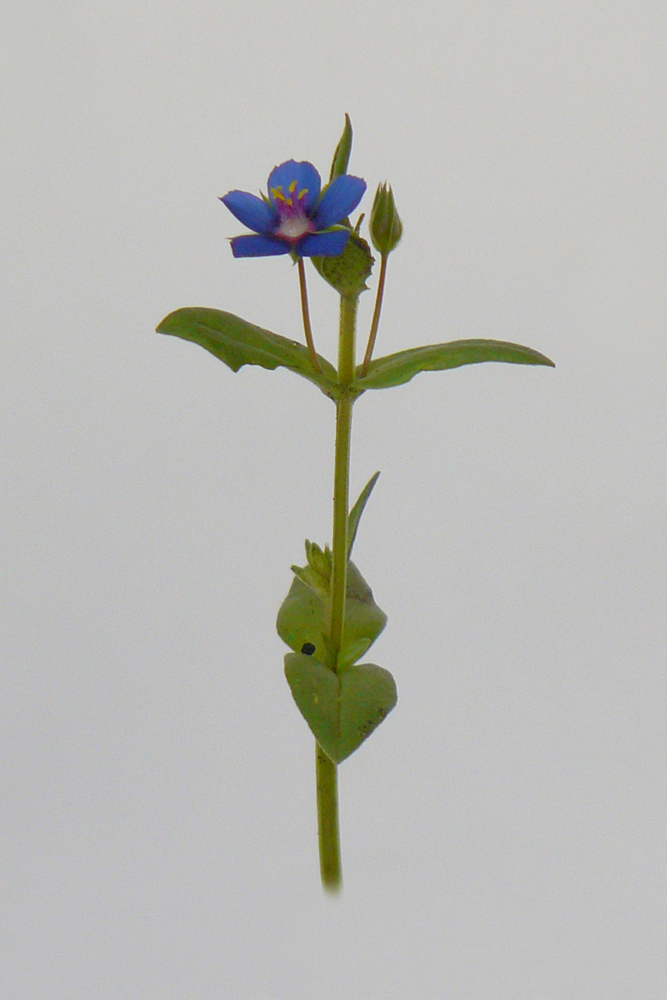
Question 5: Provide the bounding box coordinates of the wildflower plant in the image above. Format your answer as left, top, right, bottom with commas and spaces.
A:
157, 116, 554, 892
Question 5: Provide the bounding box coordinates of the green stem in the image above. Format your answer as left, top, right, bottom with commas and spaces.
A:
316, 293, 358, 893
330, 295, 357, 649
297, 257, 322, 373
360, 253, 388, 377
316, 744, 341, 892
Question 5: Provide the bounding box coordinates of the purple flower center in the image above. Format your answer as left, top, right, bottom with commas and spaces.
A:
270, 179, 316, 243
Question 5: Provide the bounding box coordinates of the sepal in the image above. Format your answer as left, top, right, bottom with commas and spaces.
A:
311, 231, 374, 299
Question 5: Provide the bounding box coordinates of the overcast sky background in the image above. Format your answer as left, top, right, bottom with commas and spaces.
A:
2, 2, 667, 998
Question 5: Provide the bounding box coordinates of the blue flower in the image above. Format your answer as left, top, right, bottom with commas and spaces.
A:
220, 160, 366, 258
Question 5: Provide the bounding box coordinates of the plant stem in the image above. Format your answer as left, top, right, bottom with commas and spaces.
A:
316, 293, 358, 892
297, 257, 322, 373
360, 253, 388, 377
330, 295, 357, 649
316, 744, 341, 892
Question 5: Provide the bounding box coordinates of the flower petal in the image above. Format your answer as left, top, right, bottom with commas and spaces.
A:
230, 234, 290, 257
313, 175, 366, 230
221, 191, 277, 234
267, 160, 321, 213
297, 229, 350, 257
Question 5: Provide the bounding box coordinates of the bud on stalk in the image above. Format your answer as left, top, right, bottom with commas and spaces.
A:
369, 183, 402, 256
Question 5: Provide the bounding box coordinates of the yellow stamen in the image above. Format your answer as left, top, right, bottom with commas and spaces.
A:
288, 179, 297, 193
298, 188, 308, 200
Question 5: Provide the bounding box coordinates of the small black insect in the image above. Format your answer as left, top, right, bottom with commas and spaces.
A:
301, 642, 316, 656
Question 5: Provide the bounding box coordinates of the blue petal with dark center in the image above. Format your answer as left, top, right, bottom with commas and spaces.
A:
267, 161, 321, 213
313, 175, 366, 229
221, 191, 277, 234
230, 234, 290, 257
297, 229, 350, 257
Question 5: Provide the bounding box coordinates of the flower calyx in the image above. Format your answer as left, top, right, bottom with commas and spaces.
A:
369, 182, 402, 256
312, 231, 375, 300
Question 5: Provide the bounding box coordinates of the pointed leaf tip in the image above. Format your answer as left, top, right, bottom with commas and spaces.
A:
156, 306, 340, 398
355, 339, 555, 390
329, 114, 353, 181
348, 471, 381, 557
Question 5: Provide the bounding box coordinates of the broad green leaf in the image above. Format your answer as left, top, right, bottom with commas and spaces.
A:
277, 575, 332, 663
156, 307, 340, 398
285, 654, 339, 757
347, 471, 380, 557
276, 560, 387, 666
337, 662, 397, 761
284, 652, 397, 763
344, 561, 387, 645
354, 339, 555, 390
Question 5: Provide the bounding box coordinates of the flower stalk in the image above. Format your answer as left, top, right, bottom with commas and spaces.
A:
361, 182, 402, 376
361, 252, 388, 377
297, 257, 322, 373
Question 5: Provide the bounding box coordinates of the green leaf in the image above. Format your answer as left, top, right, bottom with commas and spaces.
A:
337, 637, 371, 671
354, 340, 555, 390
345, 561, 387, 646
347, 471, 380, 557
329, 113, 353, 182
284, 653, 397, 763
156, 307, 340, 399
276, 560, 387, 667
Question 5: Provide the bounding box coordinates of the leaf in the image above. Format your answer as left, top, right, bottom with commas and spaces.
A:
344, 561, 388, 646
347, 471, 380, 557
329, 113, 353, 182
337, 637, 371, 671
156, 307, 340, 398
354, 340, 555, 390
276, 560, 387, 667
284, 653, 397, 763
337, 663, 396, 761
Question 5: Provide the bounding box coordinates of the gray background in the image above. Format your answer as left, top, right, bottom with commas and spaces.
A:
2, 2, 666, 998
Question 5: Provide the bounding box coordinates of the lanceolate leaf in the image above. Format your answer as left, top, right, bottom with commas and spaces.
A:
156, 307, 340, 398
354, 340, 555, 390
329, 113, 353, 182
347, 471, 380, 557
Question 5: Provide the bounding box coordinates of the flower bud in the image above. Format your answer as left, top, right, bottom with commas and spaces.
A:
306, 541, 332, 581
369, 183, 402, 255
